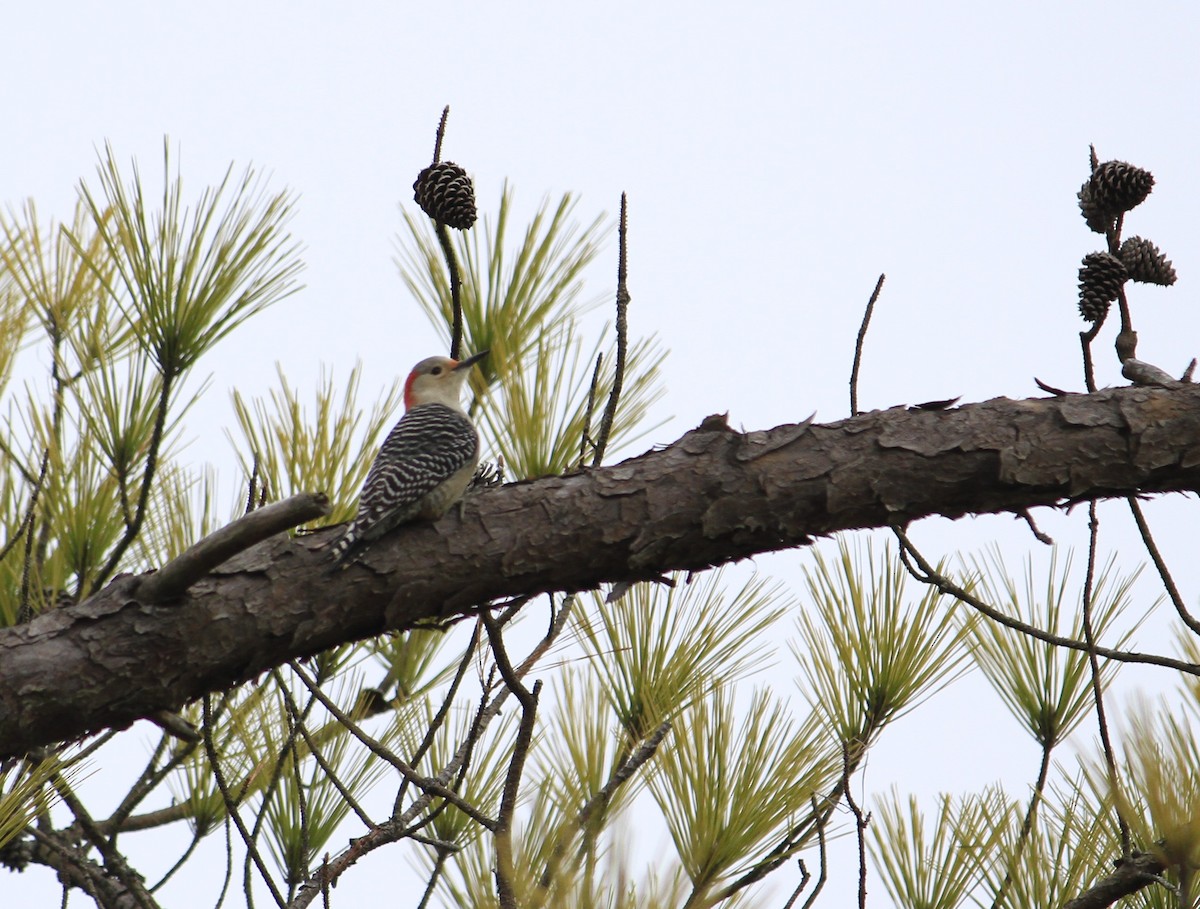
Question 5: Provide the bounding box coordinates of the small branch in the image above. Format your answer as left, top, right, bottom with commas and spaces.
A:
850, 273, 886, 416
431, 106, 450, 165
1018, 508, 1053, 546
13, 449, 50, 624
1080, 318, 1104, 394
92, 371, 176, 594
1081, 503, 1129, 856
579, 353, 603, 467
891, 523, 1200, 676
288, 661, 496, 830
1127, 496, 1200, 635
797, 798, 829, 909
592, 193, 630, 467
840, 743, 870, 909
482, 610, 541, 909
539, 719, 672, 893
287, 601, 576, 909
394, 620, 482, 813
781, 860, 812, 909
989, 741, 1053, 909
51, 772, 160, 909
138, 493, 330, 603
201, 695, 287, 908
273, 674, 375, 829
1063, 852, 1167, 909
435, 224, 464, 361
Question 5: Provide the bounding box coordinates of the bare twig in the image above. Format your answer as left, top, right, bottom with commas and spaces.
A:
201, 694, 287, 908
579, 352, 603, 467
781, 860, 812, 909
1080, 319, 1103, 394
989, 741, 1053, 909
431, 106, 450, 165
288, 661, 496, 830
840, 743, 870, 909
592, 193, 629, 467
798, 797, 829, 909
482, 610, 541, 909
92, 372, 176, 594
1063, 852, 1167, 909
138, 493, 330, 603
891, 523, 1200, 676
15, 449, 51, 623
50, 772, 160, 909
850, 273, 886, 416
286, 599, 576, 908
435, 224, 465, 361
395, 621, 483, 813
1080, 503, 1129, 856
278, 686, 375, 829
1019, 508, 1054, 546
1127, 496, 1200, 635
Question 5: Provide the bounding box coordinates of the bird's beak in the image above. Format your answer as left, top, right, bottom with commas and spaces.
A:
455, 349, 490, 371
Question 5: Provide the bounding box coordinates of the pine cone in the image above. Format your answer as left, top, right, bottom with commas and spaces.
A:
1076, 179, 1112, 234
1119, 236, 1177, 286
1087, 160, 1155, 217
413, 162, 477, 230
1078, 252, 1127, 321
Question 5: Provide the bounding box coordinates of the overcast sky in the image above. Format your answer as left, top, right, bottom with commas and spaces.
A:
5, 3, 1200, 906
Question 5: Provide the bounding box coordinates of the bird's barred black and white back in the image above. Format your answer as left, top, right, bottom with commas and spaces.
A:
329, 403, 480, 565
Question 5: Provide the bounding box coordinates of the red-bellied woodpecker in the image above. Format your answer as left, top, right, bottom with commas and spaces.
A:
329, 350, 488, 565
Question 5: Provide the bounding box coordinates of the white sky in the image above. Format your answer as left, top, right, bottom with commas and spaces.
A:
4, 3, 1200, 906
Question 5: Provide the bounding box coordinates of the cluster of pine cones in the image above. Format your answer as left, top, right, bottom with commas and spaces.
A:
1077, 160, 1176, 321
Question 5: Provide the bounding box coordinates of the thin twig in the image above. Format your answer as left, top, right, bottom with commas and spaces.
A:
840, 743, 870, 909
1080, 319, 1103, 394
1127, 496, 1200, 635
436, 224, 464, 361
482, 610, 541, 909
282, 693, 310, 901
92, 371, 176, 594
592, 193, 629, 467
288, 661, 496, 830
798, 797, 829, 909
431, 106, 450, 165
891, 523, 1200, 676
395, 620, 482, 813
850, 273, 886, 416
273, 674, 375, 828
1018, 508, 1053, 546
781, 860, 812, 909
1080, 503, 1129, 856
579, 352, 603, 467
989, 741, 1053, 909
16, 449, 51, 624
201, 694, 286, 908
50, 771, 160, 909
287, 599, 577, 908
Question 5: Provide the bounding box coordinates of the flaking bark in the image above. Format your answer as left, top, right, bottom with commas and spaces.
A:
4, 384, 1200, 757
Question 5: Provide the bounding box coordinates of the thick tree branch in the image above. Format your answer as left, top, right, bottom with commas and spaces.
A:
4, 384, 1200, 757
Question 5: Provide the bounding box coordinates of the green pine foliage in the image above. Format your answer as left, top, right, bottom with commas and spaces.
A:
3, 140, 1198, 909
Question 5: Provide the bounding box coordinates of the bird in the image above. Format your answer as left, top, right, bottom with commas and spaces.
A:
329, 350, 488, 565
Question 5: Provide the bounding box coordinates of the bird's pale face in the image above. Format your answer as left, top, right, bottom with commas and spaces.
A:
405, 356, 471, 410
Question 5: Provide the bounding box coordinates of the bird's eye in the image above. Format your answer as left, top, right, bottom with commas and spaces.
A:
430, 366, 443, 376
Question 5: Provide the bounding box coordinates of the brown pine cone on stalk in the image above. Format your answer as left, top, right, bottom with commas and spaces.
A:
1119, 236, 1177, 286
1077, 252, 1127, 321
1085, 160, 1155, 218
413, 162, 477, 230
